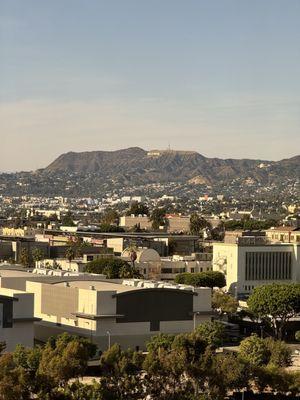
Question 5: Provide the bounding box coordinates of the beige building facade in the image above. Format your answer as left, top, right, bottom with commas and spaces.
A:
266, 227, 300, 244
119, 216, 152, 230
27, 279, 211, 350
213, 242, 300, 297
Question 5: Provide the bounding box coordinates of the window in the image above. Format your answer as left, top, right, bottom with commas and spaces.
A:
150, 320, 160, 331
161, 268, 173, 273
245, 251, 292, 281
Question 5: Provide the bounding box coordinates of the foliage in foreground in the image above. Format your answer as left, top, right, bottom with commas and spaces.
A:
247, 283, 300, 339
0, 323, 299, 400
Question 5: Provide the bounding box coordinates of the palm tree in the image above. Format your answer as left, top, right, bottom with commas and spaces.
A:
65, 247, 76, 263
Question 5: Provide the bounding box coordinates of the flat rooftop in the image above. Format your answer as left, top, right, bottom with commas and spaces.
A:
0, 268, 34, 278
54, 280, 137, 293
44, 229, 199, 240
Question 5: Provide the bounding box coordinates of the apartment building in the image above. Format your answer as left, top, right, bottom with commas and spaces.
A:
266, 226, 300, 244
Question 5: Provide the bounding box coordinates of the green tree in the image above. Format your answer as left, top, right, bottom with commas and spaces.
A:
98, 344, 144, 399
65, 246, 76, 263
0, 343, 6, 356
190, 213, 211, 236
19, 248, 31, 268
126, 202, 149, 216
61, 211, 75, 227
146, 333, 175, 353
195, 321, 226, 347
84, 257, 140, 279
31, 247, 45, 264
247, 283, 300, 339
0, 353, 27, 400
150, 208, 166, 230
100, 208, 119, 225
264, 337, 292, 367
64, 380, 109, 400
239, 334, 270, 367
224, 218, 279, 231
0, 333, 96, 399
206, 353, 248, 400
98, 223, 125, 232
174, 271, 226, 288
38, 333, 96, 388
239, 334, 291, 368
212, 290, 238, 316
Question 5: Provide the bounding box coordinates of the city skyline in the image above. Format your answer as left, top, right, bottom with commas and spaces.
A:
1, 0, 300, 171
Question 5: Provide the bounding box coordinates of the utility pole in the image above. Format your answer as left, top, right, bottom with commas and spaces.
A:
106, 330, 111, 349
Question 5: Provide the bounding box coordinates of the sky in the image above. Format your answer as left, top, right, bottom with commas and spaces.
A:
0, 0, 300, 172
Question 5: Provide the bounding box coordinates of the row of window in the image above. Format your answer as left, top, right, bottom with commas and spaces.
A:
245, 251, 292, 281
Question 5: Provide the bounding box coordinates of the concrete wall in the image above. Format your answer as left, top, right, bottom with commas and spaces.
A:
0, 288, 35, 351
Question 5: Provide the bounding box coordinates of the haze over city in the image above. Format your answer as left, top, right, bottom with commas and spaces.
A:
0, 2, 300, 398
1, 0, 300, 171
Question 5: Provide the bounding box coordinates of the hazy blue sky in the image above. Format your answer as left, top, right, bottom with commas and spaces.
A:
1, 0, 300, 171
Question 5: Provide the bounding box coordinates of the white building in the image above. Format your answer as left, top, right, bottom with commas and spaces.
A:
213, 241, 300, 297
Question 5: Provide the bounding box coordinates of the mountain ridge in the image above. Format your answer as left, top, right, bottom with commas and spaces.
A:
0, 147, 299, 197
42, 147, 300, 186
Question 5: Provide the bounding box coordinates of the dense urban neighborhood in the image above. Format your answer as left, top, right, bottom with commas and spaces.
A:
0, 152, 300, 398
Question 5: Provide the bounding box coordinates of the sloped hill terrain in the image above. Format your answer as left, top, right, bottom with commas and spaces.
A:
44, 147, 269, 184
0, 148, 299, 197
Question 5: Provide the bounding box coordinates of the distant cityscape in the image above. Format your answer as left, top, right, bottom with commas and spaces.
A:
0, 148, 299, 397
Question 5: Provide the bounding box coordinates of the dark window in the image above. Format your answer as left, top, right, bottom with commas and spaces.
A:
116, 289, 193, 324
0, 298, 14, 328
150, 320, 160, 331
245, 251, 292, 281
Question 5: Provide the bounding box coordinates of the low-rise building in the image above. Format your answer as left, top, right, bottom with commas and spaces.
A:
27, 278, 211, 350
121, 247, 212, 280
266, 226, 300, 244
1, 227, 36, 238
119, 215, 152, 230
0, 267, 212, 351
165, 214, 191, 233
0, 286, 35, 351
